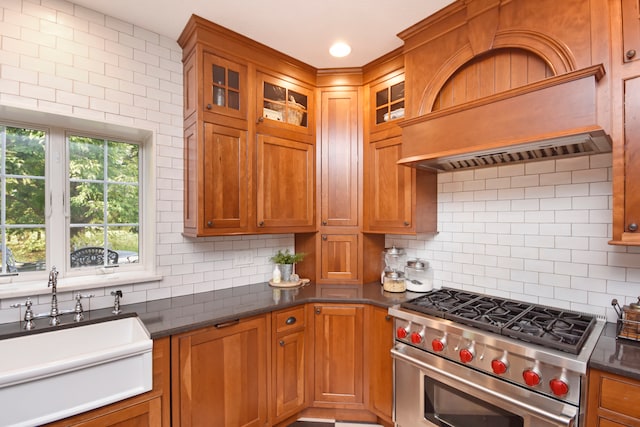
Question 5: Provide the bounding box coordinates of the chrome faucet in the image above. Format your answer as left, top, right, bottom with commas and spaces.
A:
48, 266, 60, 326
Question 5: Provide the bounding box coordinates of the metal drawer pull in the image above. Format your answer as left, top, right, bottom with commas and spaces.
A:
285, 316, 297, 325
214, 319, 240, 329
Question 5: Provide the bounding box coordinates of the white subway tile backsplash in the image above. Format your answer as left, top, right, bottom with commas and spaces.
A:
1, 0, 639, 321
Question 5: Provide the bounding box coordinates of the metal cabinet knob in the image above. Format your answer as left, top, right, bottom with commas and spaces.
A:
404, 221, 410, 226
279, 340, 285, 347
322, 235, 327, 241
258, 221, 265, 227
257, 116, 264, 123
629, 223, 638, 232
322, 220, 328, 226
315, 307, 321, 314
627, 49, 637, 60
206, 104, 212, 110
207, 221, 213, 227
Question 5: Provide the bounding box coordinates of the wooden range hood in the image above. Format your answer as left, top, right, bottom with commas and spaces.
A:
398, 64, 611, 171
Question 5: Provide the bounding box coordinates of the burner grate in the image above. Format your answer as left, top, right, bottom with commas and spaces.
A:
400, 288, 596, 354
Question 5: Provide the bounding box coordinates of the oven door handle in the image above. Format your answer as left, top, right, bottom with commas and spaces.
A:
391, 347, 576, 427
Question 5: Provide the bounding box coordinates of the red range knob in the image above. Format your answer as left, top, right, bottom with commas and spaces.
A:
396, 326, 408, 339
549, 378, 569, 396
523, 369, 541, 387
410, 331, 423, 344
431, 338, 445, 352
459, 348, 474, 363
491, 359, 508, 375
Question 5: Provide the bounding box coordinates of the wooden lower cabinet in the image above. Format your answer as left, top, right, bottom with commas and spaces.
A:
366, 306, 394, 423
310, 303, 365, 409
272, 306, 308, 423
586, 368, 640, 426
171, 315, 269, 427
44, 337, 170, 427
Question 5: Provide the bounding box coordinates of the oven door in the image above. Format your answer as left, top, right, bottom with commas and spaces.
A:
392, 343, 578, 427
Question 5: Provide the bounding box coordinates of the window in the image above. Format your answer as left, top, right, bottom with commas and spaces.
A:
0, 126, 47, 274
68, 135, 140, 268
0, 111, 155, 295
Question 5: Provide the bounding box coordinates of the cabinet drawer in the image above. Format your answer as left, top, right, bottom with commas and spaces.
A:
600, 375, 640, 419
274, 306, 305, 333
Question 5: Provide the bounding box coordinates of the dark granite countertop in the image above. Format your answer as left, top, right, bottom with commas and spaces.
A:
589, 321, 640, 381
0, 281, 418, 340
6, 281, 640, 382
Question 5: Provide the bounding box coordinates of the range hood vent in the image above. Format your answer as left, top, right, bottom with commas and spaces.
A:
398, 65, 610, 172
413, 131, 611, 172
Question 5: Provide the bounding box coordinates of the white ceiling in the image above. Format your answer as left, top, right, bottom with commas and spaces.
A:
70, 0, 455, 68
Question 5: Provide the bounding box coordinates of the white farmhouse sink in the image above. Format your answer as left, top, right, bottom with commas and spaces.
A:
0, 316, 153, 427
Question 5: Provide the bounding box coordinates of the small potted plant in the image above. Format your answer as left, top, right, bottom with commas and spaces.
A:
270, 249, 305, 282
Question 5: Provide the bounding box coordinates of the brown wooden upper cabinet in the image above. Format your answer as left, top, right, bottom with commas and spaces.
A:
363, 70, 437, 235
620, 76, 640, 244
179, 16, 317, 236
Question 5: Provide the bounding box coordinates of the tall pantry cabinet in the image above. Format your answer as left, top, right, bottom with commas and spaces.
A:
296, 72, 385, 285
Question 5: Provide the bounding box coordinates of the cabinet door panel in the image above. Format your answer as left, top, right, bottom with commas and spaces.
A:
320, 234, 359, 281
172, 316, 267, 427
313, 304, 364, 407
274, 330, 306, 419
321, 90, 359, 226
622, 77, 640, 242
257, 134, 314, 229
202, 123, 249, 231
367, 306, 393, 421
366, 136, 413, 231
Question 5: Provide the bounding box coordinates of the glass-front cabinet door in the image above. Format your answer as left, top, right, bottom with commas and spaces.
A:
371, 75, 405, 129
257, 72, 314, 136
202, 52, 246, 120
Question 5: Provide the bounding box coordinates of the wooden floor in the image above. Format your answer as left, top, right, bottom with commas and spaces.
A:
288, 420, 382, 427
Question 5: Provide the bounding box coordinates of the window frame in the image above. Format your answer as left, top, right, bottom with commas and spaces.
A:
0, 107, 159, 299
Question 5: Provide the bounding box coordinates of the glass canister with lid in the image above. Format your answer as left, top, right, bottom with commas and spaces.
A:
404, 259, 433, 292
382, 270, 406, 293
380, 246, 407, 284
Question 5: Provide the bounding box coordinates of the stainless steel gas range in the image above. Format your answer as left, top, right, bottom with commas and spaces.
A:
388, 288, 605, 427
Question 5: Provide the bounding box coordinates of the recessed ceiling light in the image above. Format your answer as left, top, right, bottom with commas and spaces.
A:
329, 42, 351, 58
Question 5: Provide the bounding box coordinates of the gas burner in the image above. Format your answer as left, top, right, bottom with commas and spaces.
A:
445, 296, 533, 333
503, 306, 596, 354
401, 288, 482, 317
400, 288, 597, 354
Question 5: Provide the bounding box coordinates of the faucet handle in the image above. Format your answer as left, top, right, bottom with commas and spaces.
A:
10, 297, 37, 330
73, 293, 94, 322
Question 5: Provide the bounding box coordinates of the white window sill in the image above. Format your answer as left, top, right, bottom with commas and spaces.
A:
0, 270, 162, 300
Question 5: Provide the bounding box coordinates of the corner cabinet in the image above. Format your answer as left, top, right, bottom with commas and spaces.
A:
310, 303, 365, 408
171, 315, 269, 427
295, 86, 385, 285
